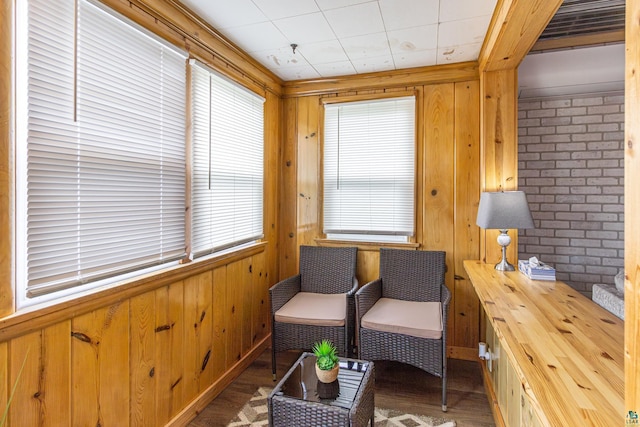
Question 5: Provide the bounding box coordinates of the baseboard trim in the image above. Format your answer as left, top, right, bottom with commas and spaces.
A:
166, 334, 271, 427
447, 345, 479, 361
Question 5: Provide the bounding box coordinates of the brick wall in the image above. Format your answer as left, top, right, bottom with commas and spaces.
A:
517, 93, 624, 296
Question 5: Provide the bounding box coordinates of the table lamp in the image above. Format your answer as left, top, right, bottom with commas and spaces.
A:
476, 191, 535, 271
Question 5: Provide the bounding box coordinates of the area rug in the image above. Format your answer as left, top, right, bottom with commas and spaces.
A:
227, 387, 456, 427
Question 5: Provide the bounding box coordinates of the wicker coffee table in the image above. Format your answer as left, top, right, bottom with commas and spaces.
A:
268, 352, 375, 426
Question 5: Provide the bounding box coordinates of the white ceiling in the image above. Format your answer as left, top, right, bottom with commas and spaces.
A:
178, 0, 499, 81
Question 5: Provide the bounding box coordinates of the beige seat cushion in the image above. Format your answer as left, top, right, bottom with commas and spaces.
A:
274, 292, 346, 327
361, 298, 442, 339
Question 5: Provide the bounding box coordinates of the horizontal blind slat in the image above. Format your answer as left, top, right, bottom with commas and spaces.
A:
190, 62, 264, 256
19, 0, 187, 301
324, 97, 415, 236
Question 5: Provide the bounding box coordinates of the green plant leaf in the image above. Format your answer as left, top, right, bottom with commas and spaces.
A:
0, 349, 29, 427
312, 339, 338, 370
317, 355, 336, 370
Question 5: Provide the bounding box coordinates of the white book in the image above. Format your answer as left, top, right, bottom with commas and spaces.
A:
518, 258, 556, 281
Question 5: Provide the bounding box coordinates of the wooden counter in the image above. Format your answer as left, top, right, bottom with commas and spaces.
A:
464, 260, 624, 427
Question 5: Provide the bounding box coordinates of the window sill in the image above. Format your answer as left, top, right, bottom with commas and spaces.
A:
315, 238, 419, 252
1, 241, 267, 342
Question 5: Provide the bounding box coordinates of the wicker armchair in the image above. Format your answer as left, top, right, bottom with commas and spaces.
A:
355, 248, 450, 411
270, 245, 358, 380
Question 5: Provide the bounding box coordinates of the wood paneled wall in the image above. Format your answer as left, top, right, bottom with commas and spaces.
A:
0, 0, 12, 317
279, 76, 482, 360
626, 0, 640, 414
0, 249, 271, 426
479, 69, 519, 266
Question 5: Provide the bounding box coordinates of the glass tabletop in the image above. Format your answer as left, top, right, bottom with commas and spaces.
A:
273, 352, 370, 410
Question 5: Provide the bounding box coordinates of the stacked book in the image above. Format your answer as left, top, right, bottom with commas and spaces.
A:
518, 257, 556, 281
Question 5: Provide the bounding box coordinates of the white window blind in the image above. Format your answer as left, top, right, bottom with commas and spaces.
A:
323, 97, 416, 237
190, 61, 265, 257
16, 0, 187, 299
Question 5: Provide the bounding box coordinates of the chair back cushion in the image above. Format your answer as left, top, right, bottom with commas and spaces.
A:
274, 292, 346, 326
379, 248, 445, 301
360, 298, 442, 339
299, 246, 357, 293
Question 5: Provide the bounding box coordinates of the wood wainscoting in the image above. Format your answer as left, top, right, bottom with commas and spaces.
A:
0, 244, 273, 426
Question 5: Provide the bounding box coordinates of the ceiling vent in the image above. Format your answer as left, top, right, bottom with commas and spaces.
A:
539, 0, 625, 40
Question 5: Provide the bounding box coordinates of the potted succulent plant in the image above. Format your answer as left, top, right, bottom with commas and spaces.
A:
312, 339, 340, 383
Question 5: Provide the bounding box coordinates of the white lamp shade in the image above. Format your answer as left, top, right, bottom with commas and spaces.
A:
476, 191, 535, 230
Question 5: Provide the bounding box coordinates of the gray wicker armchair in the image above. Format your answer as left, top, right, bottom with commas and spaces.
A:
270, 245, 358, 380
355, 248, 451, 411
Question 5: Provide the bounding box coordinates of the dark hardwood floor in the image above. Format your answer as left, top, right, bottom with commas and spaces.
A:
189, 349, 496, 427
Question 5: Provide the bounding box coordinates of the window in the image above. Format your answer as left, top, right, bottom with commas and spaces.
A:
190, 61, 265, 257
323, 96, 416, 241
15, 0, 187, 305
14, 0, 266, 306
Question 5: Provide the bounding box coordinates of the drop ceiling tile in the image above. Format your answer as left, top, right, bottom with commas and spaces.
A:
438, 15, 492, 48
223, 21, 290, 53
251, 46, 310, 70
275, 64, 321, 80
378, 0, 439, 30
180, 0, 267, 29
273, 13, 335, 44
298, 39, 349, 64
351, 54, 395, 74
313, 60, 358, 77
439, 0, 498, 23
341, 32, 392, 60
315, 0, 373, 11
178, 0, 502, 81
323, 2, 385, 38
387, 25, 438, 54
393, 49, 438, 69
436, 42, 482, 64
251, 0, 319, 20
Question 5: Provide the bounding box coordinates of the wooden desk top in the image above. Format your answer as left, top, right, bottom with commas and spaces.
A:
464, 260, 624, 427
